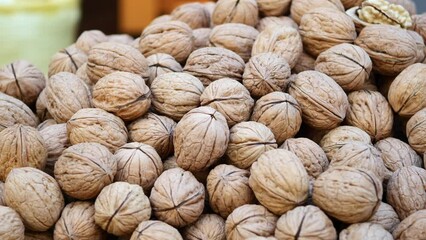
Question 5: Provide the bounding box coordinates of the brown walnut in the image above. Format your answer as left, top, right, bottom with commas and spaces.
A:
182, 214, 226, 240
75, 30, 108, 54
290, 0, 345, 25
393, 209, 426, 240
48, 44, 87, 77
39, 123, 69, 176
0, 92, 39, 131
367, 202, 400, 232
170, 2, 210, 29
339, 223, 393, 240
212, 0, 258, 27
130, 221, 182, 240
406, 108, 426, 153
146, 53, 182, 86
0, 206, 25, 240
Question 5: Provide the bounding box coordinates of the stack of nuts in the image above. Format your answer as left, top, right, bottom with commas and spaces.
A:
1, 0, 426, 239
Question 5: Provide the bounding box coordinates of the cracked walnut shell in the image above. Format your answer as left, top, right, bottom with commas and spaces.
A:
290, 0, 344, 25
48, 45, 87, 77
182, 214, 226, 240
171, 2, 210, 29
130, 221, 182, 240
357, 0, 413, 29
393, 209, 426, 240
406, 108, 426, 153
0, 92, 39, 132
367, 202, 400, 232
339, 223, 393, 240
146, 53, 182, 86
212, 0, 258, 27
0, 206, 25, 240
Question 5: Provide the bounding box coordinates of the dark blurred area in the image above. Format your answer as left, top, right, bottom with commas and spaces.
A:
78, 0, 118, 35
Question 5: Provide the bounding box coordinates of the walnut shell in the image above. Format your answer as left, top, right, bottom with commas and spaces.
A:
257, 0, 291, 16
149, 14, 172, 26
412, 14, 426, 42
0, 181, 4, 206
163, 156, 210, 185
24, 232, 53, 240
0, 206, 25, 240
37, 118, 57, 131
130, 220, 182, 240
251, 92, 302, 144
207, 164, 255, 218
87, 42, 149, 84
95, 182, 151, 236
0, 92, 39, 131
76, 62, 93, 87
275, 205, 336, 239
290, 0, 345, 25
54, 143, 116, 200
367, 202, 400, 232
256, 16, 298, 32
171, 2, 210, 29
0, 125, 47, 181
39, 123, 69, 176
393, 209, 426, 240
54, 201, 104, 240
226, 121, 277, 169
200, 78, 254, 127
225, 204, 277, 240
341, 0, 364, 9
293, 52, 316, 74
193, 28, 211, 50
243, 53, 291, 98
212, 0, 258, 27
182, 214, 226, 240
406, 108, 426, 153
5, 167, 64, 231
340, 223, 393, 240
146, 53, 182, 86
312, 166, 382, 223
107, 34, 134, 44
35, 89, 52, 122
150, 168, 205, 228
174, 107, 229, 172
183, 47, 245, 86
48, 45, 87, 77
288, 71, 349, 130
139, 21, 194, 63
67, 108, 128, 152
75, 30, 108, 54
388, 0, 417, 15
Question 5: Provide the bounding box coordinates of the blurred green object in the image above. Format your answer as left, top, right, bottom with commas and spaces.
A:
0, 0, 81, 74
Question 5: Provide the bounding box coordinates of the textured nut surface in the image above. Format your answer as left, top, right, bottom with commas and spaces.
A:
388, 0, 417, 14
75, 30, 108, 54
162, 156, 210, 185
412, 14, 426, 42
183, 214, 226, 240
5, 167, 64, 231
406, 108, 426, 153
36, 89, 52, 122
130, 220, 182, 240
0, 92, 39, 131
243, 53, 291, 98
256, 16, 298, 32
257, 0, 291, 16
170, 2, 210, 29
37, 119, 57, 131
200, 78, 254, 127
107, 34, 134, 44
393, 209, 426, 240
0, 206, 25, 240
39, 123, 69, 175
357, 0, 413, 29
207, 164, 255, 218
367, 202, 400, 232
339, 223, 393, 240
48, 45, 87, 77
290, 0, 344, 24
0, 181, 4, 206
150, 168, 205, 228
0, 125, 47, 181
54, 143, 116, 200
293, 52, 316, 74
174, 107, 229, 172
67, 108, 128, 152
54, 201, 104, 240
212, 0, 258, 27
341, 0, 364, 8
146, 53, 182, 86
193, 28, 211, 50
312, 166, 382, 223
275, 205, 336, 240
95, 182, 151, 236
225, 204, 277, 240
24, 232, 53, 240
288, 71, 349, 130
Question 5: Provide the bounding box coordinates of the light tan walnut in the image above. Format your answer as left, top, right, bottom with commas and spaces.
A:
182, 214, 226, 240
171, 2, 210, 29
257, 0, 291, 16
193, 28, 211, 50
212, 0, 258, 27
340, 223, 393, 240
367, 202, 400, 232
256, 16, 297, 32
148, 14, 172, 26
35, 89, 52, 122
107, 34, 134, 44
162, 156, 209, 185
290, 0, 344, 25
39, 123, 69, 176
0, 92, 39, 131
76, 62, 92, 87
146, 53, 182, 86
293, 52, 316, 74
48, 44, 87, 77
130, 221, 182, 240
393, 209, 426, 240
406, 108, 426, 153
0, 206, 25, 240
0, 181, 4, 206
75, 30, 108, 54
357, 0, 413, 29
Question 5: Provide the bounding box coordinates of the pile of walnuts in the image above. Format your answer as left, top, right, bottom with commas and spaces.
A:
1, 0, 426, 239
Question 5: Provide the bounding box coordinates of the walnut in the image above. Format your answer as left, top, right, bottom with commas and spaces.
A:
412, 14, 426, 42
193, 28, 211, 50
252, 26, 303, 69
388, 0, 417, 15
357, 0, 413, 29
87, 42, 149, 84
0, 92, 39, 131
293, 52, 316, 74
280, 138, 329, 179
275, 205, 336, 239
182, 214, 226, 240
107, 34, 134, 44
288, 71, 349, 130
315, 44, 372, 92
225, 204, 277, 240
212, 0, 258, 27
39, 123, 69, 176
257, 0, 291, 16
341, 0, 364, 9
5, 167, 64, 231
151, 72, 204, 121
0, 60, 45, 105
0, 206, 25, 240
150, 168, 205, 228
183, 47, 245, 86
408, 30, 425, 63
340, 223, 393, 240
0, 181, 4, 206
204, 1, 216, 17
387, 166, 426, 219
48, 45, 87, 77
76, 62, 93, 87
207, 164, 255, 218
243, 53, 291, 98
312, 166, 382, 223
388, 63, 426, 117
67, 108, 128, 152
148, 15, 172, 26
355, 25, 419, 76
251, 92, 302, 144
36, 89, 52, 122
174, 107, 229, 172
393, 209, 426, 239
171, 3, 210, 29
75, 30, 108, 54
54, 143, 116, 200
290, 0, 344, 25
24, 232, 53, 240
130, 220, 182, 240
200, 78, 254, 126
139, 21, 194, 63
367, 202, 400, 232
146, 53, 182, 86
45, 72, 92, 123
92, 71, 151, 121
256, 16, 298, 32
54, 201, 104, 240
95, 182, 151, 236
162, 156, 209, 184
226, 121, 277, 169
406, 108, 426, 153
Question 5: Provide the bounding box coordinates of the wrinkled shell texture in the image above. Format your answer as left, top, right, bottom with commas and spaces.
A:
0, 182, 4, 206
95, 182, 151, 236
5, 167, 64, 231
339, 223, 393, 240
36, 89, 52, 121
225, 204, 277, 240
151, 72, 204, 121
183, 47, 245, 86
146, 53, 183, 86
341, 0, 364, 9
174, 107, 229, 172
413, 14, 426, 42
293, 52, 316, 74
251, 92, 302, 144
150, 168, 205, 228
48, 45, 87, 77
139, 21, 194, 63
312, 166, 382, 223
256, 16, 298, 33
0, 125, 47, 181
406, 108, 426, 153
76, 62, 92, 87
290, 0, 345, 24
212, 0, 259, 27
207, 164, 255, 218
0, 206, 25, 240
130, 220, 183, 240
67, 108, 128, 152
393, 209, 426, 239
171, 3, 210, 29
54, 201, 104, 240
193, 28, 211, 50
288, 71, 349, 130
257, 0, 291, 16
200, 78, 254, 127
0, 92, 39, 131
275, 205, 336, 240
75, 30, 108, 54
249, 149, 309, 215
39, 123, 69, 175
54, 143, 116, 200
243, 53, 291, 98
183, 214, 226, 240
367, 202, 400, 232
226, 121, 277, 169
